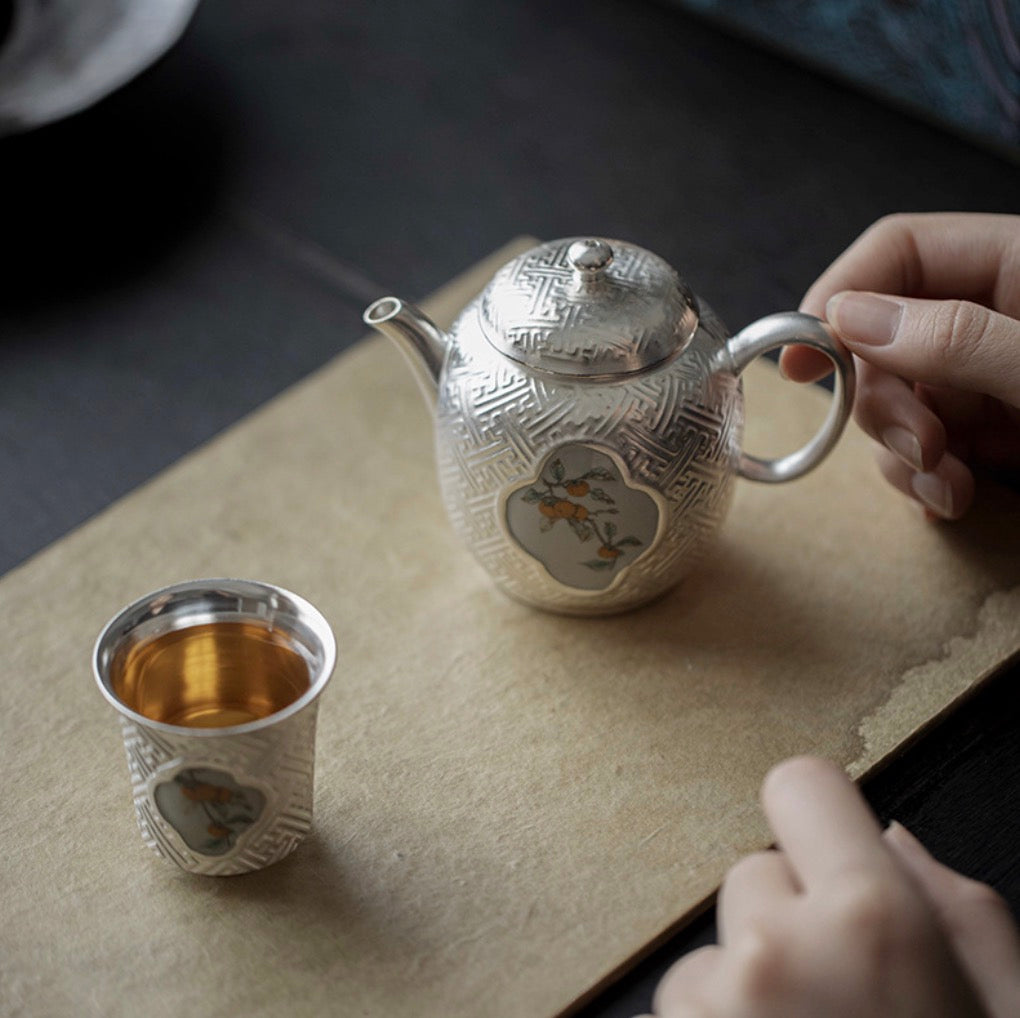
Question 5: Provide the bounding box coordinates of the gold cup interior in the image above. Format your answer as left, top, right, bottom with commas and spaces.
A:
110, 620, 312, 728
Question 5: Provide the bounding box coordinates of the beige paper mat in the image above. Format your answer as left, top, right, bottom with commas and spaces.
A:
2, 239, 1019, 1018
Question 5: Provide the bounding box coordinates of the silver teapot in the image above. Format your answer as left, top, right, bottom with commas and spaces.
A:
364, 237, 854, 615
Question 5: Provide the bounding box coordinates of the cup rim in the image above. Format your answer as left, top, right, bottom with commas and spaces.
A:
92, 577, 337, 737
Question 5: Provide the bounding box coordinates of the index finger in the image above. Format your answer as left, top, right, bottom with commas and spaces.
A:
761, 756, 892, 891
800, 212, 1020, 319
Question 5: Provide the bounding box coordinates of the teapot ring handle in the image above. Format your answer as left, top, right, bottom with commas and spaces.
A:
726, 312, 856, 483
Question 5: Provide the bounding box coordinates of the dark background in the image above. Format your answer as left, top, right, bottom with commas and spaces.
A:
2, 3, 1017, 1015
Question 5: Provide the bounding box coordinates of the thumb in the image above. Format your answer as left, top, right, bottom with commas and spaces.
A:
885, 822, 1020, 1018
826, 291, 1020, 408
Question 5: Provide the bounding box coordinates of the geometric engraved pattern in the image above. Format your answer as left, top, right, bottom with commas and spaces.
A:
119, 705, 318, 876
480, 238, 697, 376
437, 297, 743, 614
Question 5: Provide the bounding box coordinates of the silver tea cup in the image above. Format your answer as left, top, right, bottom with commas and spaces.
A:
93, 578, 336, 876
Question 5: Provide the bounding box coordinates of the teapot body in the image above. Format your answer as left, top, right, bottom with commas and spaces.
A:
435, 297, 742, 614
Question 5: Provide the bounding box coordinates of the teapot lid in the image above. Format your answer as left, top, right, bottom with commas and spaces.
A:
479, 237, 699, 378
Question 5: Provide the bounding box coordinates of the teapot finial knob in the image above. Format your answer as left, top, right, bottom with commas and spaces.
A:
567, 238, 613, 276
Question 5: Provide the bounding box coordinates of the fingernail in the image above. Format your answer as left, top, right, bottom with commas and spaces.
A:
882, 426, 924, 471
827, 292, 904, 346
910, 471, 954, 518
885, 821, 931, 859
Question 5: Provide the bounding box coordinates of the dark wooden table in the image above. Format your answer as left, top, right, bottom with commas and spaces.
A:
2, 3, 1016, 1015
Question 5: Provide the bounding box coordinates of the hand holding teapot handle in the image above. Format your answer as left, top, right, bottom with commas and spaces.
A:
725, 312, 856, 483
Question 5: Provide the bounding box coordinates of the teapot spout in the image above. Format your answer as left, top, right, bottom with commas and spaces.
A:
363, 297, 448, 406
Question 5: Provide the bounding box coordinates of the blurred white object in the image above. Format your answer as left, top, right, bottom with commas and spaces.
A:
0, 0, 200, 135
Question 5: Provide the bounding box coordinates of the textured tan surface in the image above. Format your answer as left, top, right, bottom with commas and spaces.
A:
2, 239, 1019, 1018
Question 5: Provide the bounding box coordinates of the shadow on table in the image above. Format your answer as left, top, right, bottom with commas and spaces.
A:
201, 828, 437, 968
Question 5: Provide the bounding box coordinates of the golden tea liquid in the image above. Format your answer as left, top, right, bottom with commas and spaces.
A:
111, 621, 311, 728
